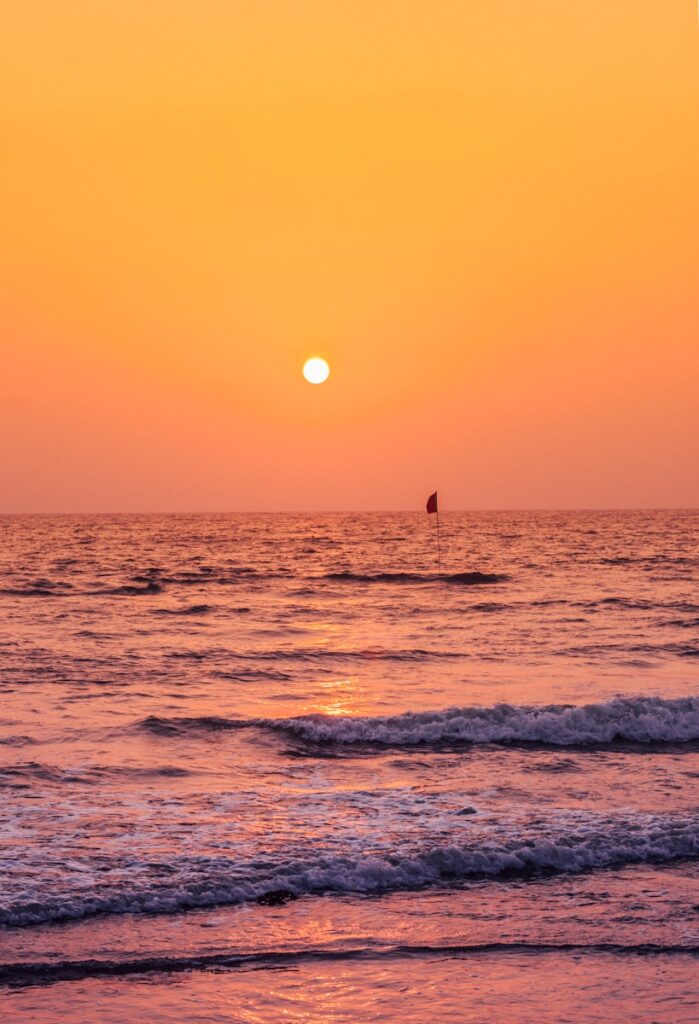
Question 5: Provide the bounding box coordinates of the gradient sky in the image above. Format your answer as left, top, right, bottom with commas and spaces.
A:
2, 1, 698, 511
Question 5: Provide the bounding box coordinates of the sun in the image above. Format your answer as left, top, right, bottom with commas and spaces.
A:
303, 357, 330, 385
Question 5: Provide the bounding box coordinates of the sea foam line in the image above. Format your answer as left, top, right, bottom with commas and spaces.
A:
2, 813, 697, 927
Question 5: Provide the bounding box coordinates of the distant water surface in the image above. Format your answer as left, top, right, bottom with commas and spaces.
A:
0, 511, 697, 1022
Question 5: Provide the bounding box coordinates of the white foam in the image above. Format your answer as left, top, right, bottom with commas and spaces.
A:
2, 812, 697, 926
261, 696, 699, 747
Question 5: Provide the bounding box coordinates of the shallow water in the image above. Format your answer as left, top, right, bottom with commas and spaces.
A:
0, 511, 697, 1020
6, 950, 699, 1024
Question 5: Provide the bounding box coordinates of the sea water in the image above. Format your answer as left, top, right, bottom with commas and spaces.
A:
0, 511, 697, 1021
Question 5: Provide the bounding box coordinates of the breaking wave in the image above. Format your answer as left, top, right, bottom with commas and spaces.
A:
2, 813, 697, 927
139, 696, 699, 748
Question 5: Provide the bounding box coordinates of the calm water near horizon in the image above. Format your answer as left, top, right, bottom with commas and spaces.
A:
0, 511, 697, 1022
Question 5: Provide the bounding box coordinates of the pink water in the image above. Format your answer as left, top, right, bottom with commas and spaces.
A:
1, 512, 697, 1021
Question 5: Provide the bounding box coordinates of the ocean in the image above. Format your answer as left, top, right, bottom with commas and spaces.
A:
0, 511, 697, 1022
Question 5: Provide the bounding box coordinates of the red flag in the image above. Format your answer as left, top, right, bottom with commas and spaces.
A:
426, 491, 438, 514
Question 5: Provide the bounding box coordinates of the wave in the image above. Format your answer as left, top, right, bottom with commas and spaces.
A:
660, 617, 699, 630
133, 568, 293, 588
139, 696, 699, 748
0, 735, 37, 747
160, 573, 262, 586
270, 696, 699, 747
162, 646, 463, 665
98, 582, 163, 596
600, 555, 697, 567
213, 667, 294, 682
0, 762, 75, 786
0, 587, 60, 597
0, 762, 196, 786
1, 569, 510, 597
0, 578, 74, 598
141, 714, 242, 736
325, 571, 507, 585
2, 813, 697, 927
563, 641, 699, 660
151, 604, 216, 616
3, 941, 697, 988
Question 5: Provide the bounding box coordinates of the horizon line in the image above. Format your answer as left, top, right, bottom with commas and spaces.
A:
1, 506, 697, 516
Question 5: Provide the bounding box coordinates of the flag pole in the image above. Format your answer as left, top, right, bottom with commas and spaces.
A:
426, 490, 441, 578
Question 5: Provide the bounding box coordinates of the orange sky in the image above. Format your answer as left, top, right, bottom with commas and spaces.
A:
2, 1, 698, 511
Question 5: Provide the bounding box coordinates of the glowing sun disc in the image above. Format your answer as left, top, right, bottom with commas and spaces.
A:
303, 357, 330, 384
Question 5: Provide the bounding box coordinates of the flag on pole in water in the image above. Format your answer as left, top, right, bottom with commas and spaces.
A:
426, 491, 441, 574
